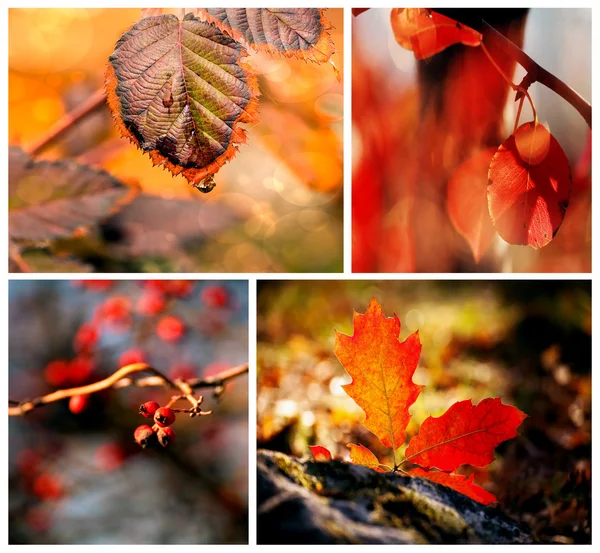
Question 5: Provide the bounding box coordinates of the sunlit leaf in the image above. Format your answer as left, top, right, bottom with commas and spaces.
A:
334, 298, 423, 451
409, 467, 497, 505
195, 8, 336, 64
488, 121, 571, 248
309, 445, 332, 461
106, 13, 260, 192
405, 398, 527, 471
391, 8, 481, 60
348, 443, 385, 472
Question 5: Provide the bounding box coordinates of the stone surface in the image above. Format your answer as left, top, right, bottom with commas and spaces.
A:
257, 449, 532, 544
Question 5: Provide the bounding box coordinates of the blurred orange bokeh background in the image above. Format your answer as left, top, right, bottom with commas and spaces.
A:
9, 8, 344, 272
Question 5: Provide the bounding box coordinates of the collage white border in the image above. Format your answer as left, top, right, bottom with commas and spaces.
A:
2, 1, 596, 550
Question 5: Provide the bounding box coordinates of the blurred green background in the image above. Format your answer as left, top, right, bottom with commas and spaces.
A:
257, 280, 591, 543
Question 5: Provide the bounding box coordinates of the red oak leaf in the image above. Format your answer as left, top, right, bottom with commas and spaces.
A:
348, 443, 385, 472
405, 398, 527, 471
447, 148, 498, 263
309, 445, 332, 461
488, 121, 571, 248
409, 468, 497, 505
334, 298, 423, 452
391, 8, 482, 60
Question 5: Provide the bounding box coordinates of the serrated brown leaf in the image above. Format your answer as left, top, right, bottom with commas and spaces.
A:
106, 13, 260, 191
405, 398, 527, 471
8, 146, 134, 242
409, 468, 497, 505
335, 298, 423, 452
194, 8, 335, 64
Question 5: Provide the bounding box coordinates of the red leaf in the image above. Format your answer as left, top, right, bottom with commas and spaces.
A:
347, 443, 385, 472
409, 468, 497, 505
488, 122, 571, 248
390, 8, 481, 60
335, 298, 423, 451
405, 398, 527, 471
447, 148, 498, 263
309, 445, 332, 461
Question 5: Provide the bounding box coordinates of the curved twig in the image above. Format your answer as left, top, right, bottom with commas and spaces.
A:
25, 88, 107, 156
8, 362, 248, 416
482, 20, 591, 128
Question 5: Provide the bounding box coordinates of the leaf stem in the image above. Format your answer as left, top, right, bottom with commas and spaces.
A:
25, 88, 107, 157
481, 19, 591, 128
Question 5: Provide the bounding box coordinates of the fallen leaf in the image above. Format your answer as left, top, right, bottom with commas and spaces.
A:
409, 467, 497, 505
405, 398, 527, 471
488, 121, 571, 248
309, 445, 332, 461
9, 146, 134, 242
195, 8, 335, 64
391, 8, 481, 60
106, 13, 260, 191
348, 443, 385, 472
335, 298, 423, 452
447, 148, 498, 262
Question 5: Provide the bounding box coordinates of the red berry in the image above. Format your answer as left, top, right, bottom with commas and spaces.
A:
201, 285, 229, 308
69, 394, 90, 414
154, 407, 176, 427
32, 473, 63, 500
118, 348, 146, 367
139, 401, 160, 418
157, 426, 176, 447
73, 323, 99, 353
95, 442, 125, 472
168, 362, 196, 381
134, 425, 156, 448
156, 315, 185, 342
44, 359, 70, 387
17, 448, 42, 479
68, 357, 94, 385
74, 280, 114, 292
166, 280, 193, 297
136, 291, 167, 316
96, 296, 132, 331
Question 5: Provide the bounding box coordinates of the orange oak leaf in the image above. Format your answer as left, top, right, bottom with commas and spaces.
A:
405, 398, 527, 472
334, 298, 423, 452
348, 443, 385, 472
390, 8, 482, 60
447, 148, 498, 263
409, 468, 497, 505
309, 445, 332, 461
488, 121, 571, 248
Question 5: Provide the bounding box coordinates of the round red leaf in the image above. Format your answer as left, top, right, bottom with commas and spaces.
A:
487, 122, 571, 249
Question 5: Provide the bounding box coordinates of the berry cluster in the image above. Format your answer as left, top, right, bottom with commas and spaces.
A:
134, 401, 177, 448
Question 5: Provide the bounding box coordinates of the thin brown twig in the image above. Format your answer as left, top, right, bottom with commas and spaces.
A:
481, 20, 591, 128
25, 88, 107, 156
8, 362, 248, 416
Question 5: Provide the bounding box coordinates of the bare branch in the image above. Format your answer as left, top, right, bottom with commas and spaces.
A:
25, 88, 107, 156
8, 362, 248, 416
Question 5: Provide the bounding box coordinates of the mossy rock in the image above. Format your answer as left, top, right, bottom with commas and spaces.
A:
257, 449, 532, 544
